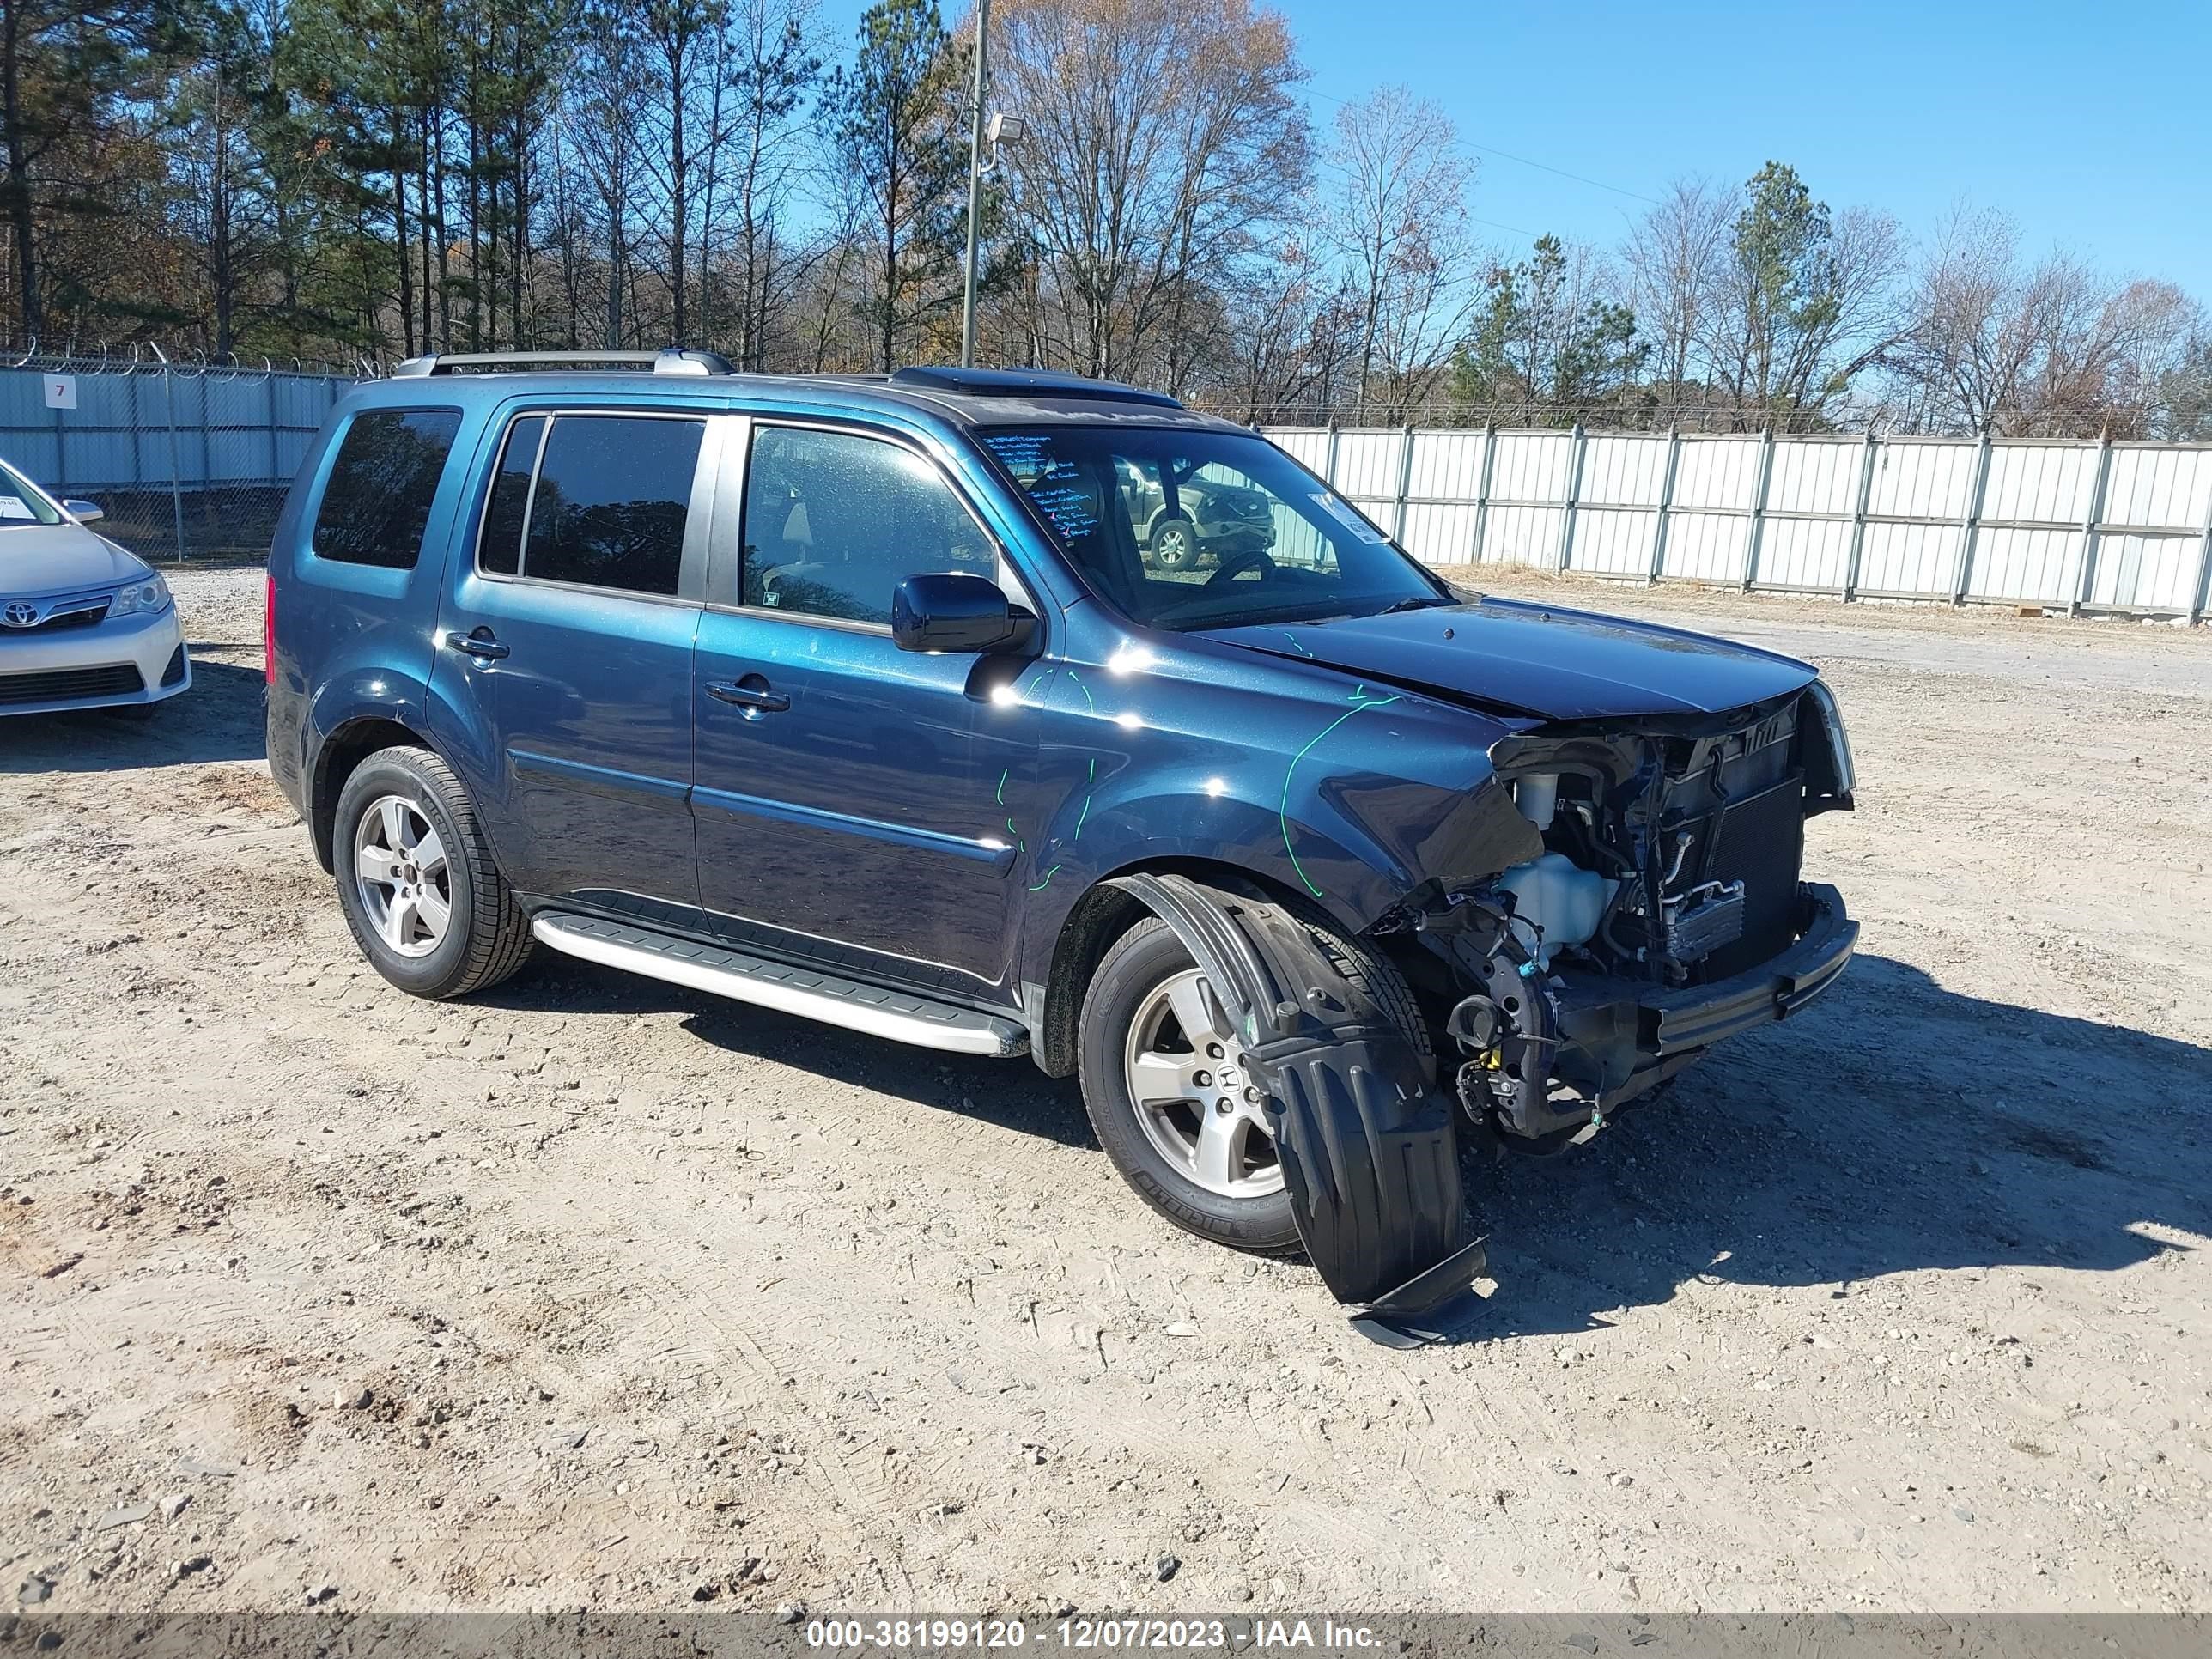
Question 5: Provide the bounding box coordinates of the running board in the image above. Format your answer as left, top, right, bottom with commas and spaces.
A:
531, 913, 1028, 1058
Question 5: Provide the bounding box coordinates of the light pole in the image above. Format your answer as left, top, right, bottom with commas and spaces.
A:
958, 0, 991, 368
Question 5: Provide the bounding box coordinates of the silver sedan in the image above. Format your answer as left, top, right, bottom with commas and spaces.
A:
0, 456, 190, 717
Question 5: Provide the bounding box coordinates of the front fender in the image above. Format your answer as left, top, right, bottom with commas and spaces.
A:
1007, 641, 1542, 972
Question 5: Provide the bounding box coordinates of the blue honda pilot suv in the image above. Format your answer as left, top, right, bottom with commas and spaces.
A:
267, 354, 1857, 1331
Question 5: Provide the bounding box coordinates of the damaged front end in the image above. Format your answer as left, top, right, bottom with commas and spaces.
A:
1399, 683, 1859, 1151
1105, 684, 1857, 1344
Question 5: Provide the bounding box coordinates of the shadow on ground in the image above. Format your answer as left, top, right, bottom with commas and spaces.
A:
477, 943, 2212, 1343
478, 950, 1097, 1151
0, 654, 265, 770
1436, 951, 2212, 1342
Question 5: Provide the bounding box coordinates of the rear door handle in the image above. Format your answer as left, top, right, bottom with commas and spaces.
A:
447, 629, 509, 660
706, 679, 789, 714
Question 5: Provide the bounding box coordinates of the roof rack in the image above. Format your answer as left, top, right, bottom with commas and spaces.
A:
389, 349, 735, 379
889, 365, 1182, 409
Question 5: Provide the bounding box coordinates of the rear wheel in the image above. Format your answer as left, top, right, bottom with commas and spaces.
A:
331, 745, 532, 1000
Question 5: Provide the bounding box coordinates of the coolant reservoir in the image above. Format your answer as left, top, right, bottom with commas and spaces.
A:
1497, 853, 1618, 968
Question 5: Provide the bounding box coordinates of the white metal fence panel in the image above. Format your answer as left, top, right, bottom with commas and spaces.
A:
1768, 437, 1863, 519
1402, 502, 1480, 564
1490, 430, 1575, 509
1271, 427, 1330, 476
1581, 434, 1668, 507
1672, 434, 1761, 511
1573, 506, 1655, 577
1407, 428, 1486, 504
1758, 513, 1852, 592
1262, 422, 2212, 623
1331, 428, 1401, 508
1667, 507, 1752, 586
1484, 503, 1566, 568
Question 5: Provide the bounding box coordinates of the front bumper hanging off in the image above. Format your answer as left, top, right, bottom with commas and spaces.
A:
1635, 883, 1856, 1053
1544, 883, 1857, 1086
1105, 872, 1486, 1339
1107, 873, 1857, 1346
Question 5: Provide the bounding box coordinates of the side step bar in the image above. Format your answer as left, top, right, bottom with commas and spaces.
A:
531, 913, 1028, 1058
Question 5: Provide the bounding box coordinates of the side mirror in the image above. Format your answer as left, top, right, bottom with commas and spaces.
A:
892, 572, 1036, 654
62, 497, 104, 523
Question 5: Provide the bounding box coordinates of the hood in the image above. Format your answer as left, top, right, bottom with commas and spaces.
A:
1203, 595, 1818, 720
0, 523, 149, 598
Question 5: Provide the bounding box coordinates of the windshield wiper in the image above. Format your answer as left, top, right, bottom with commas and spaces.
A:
1373, 594, 1452, 615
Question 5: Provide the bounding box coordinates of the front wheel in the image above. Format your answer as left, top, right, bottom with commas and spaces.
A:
1077, 918, 1300, 1254
1147, 516, 1198, 569
331, 744, 532, 1000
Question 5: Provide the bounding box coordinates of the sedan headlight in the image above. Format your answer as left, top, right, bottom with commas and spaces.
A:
107, 573, 173, 617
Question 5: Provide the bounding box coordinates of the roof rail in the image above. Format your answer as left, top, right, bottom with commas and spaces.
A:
389, 349, 735, 379
889, 365, 1182, 409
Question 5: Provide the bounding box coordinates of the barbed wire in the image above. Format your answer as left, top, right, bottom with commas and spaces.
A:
3, 341, 2189, 443
0, 335, 371, 380
1214, 399, 2191, 441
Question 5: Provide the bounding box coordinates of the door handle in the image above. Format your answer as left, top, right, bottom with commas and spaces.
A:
706, 679, 789, 714
447, 629, 509, 661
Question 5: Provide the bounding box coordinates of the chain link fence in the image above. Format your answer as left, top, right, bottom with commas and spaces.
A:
0, 347, 360, 562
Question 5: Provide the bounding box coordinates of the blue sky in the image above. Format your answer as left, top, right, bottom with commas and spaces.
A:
817, 0, 2210, 288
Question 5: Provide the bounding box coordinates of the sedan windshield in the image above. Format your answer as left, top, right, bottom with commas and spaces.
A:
977, 426, 1447, 630
0, 459, 64, 527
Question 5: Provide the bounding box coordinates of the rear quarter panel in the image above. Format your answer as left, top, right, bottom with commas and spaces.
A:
266, 391, 487, 833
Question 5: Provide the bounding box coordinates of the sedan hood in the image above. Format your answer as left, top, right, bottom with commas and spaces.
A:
1205, 595, 1818, 720
0, 523, 147, 598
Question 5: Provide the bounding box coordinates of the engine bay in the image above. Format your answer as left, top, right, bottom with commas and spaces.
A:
1393, 685, 1856, 1149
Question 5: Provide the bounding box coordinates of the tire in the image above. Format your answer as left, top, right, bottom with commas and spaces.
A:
1076, 903, 1431, 1256
1148, 516, 1197, 569
331, 744, 532, 1000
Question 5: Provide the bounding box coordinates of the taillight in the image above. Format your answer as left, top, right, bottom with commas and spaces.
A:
264, 572, 276, 684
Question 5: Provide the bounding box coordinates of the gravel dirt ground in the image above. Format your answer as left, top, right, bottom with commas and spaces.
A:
3, 567, 2209, 1616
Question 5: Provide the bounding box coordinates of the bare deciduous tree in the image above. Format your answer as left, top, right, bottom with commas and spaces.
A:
1621, 175, 1730, 403
1322, 85, 1476, 415
993, 0, 1309, 391
1892, 204, 2203, 436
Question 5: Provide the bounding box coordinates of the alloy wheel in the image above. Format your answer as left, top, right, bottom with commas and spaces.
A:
1121, 969, 1282, 1198
352, 794, 452, 959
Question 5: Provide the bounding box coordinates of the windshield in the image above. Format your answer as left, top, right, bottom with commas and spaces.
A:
0, 459, 64, 527
976, 426, 1447, 630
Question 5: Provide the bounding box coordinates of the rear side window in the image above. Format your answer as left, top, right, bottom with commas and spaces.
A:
476, 413, 702, 597
311, 408, 462, 568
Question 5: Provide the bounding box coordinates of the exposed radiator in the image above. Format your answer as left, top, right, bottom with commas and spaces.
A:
1692, 772, 1804, 978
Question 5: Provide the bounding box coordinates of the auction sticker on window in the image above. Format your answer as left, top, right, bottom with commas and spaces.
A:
1310, 492, 1388, 543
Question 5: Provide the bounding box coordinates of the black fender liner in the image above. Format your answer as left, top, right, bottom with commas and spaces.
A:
1103, 873, 1482, 1320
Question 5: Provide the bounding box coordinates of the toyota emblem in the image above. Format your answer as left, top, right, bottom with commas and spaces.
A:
2, 601, 37, 628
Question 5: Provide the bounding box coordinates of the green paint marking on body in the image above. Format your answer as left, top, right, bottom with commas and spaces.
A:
1281, 630, 1313, 657
1028, 865, 1062, 892
1073, 794, 1091, 839
994, 767, 1008, 805
1279, 691, 1402, 899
